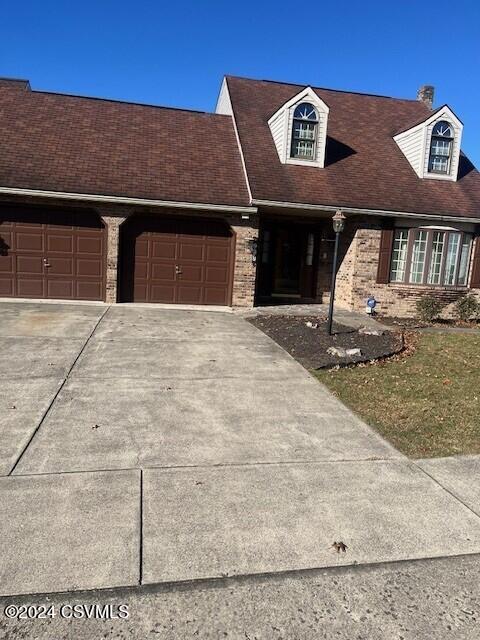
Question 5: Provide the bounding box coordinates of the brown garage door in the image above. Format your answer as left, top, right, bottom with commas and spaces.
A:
0, 206, 106, 300
121, 215, 234, 305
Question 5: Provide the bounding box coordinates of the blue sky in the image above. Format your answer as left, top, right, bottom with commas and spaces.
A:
2, 0, 479, 165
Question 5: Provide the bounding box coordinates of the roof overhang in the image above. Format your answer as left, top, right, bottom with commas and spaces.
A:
252, 198, 480, 224
0, 186, 256, 215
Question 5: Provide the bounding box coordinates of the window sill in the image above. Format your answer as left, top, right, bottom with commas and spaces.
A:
389, 283, 468, 291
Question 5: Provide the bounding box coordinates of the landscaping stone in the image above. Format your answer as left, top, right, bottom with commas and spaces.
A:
248, 315, 403, 369
358, 326, 384, 336
327, 346, 348, 357
346, 348, 362, 356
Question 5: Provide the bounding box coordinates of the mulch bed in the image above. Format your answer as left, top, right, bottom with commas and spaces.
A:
248, 315, 403, 369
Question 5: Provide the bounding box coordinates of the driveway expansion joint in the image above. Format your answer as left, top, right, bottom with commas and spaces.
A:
7, 305, 111, 476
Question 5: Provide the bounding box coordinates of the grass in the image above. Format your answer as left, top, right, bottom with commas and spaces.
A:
315, 332, 480, 458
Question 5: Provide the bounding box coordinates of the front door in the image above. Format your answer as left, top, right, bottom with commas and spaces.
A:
273, 228, 302, 296
257, 223, 318, 301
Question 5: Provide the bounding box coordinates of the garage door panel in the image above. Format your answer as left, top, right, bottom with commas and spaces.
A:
176, 286, 203, 304
47, 234, 73, 253
77, 281, 104, 300
204, 287, 229, 305
0, 278, 14, 296
178, 243, 204, 261
150, 262, 176, 281
205, 266, 229, 284
47, 279, 74, 299
149, 284, 176, 303
76, 258, 103, 277
17, 278, 44, 297
17, 255, 44, 275
122, 215, 233, 305
179, 265, 204, 283
16, 232, 44, 252
47, 257, 74, 276
152, 240, 176, 259
0, 255, 13, 273
0, 207, 105, 301
135, 239, 149, 258
77, 236, 103, 254
206, 245, 230, 262
133, 283, 148, 302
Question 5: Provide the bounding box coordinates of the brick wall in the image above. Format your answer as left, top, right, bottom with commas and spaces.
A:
334, 217, 480, 318
226, 213, 259, 307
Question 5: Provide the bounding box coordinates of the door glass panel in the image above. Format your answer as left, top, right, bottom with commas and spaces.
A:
306, 233, 314, 266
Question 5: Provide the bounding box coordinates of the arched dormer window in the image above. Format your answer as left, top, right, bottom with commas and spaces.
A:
290, 103, 318, 160
428, 120, 453, 174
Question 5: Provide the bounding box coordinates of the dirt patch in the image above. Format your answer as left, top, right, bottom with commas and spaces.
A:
248, 315, 403, 369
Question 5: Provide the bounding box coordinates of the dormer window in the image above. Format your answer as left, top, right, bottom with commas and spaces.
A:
290, 103, 318, 160
428, 121, 453, 174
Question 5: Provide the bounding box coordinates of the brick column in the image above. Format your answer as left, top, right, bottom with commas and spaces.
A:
228, 213, 259, 307
101, 214, 130, 303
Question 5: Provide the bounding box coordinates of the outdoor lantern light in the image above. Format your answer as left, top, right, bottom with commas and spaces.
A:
332, 210, 346, 234
327, 211, 347, 335
246, 237, 258, 265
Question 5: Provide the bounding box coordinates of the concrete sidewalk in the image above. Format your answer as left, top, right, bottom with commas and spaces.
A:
1, 300, 480, 598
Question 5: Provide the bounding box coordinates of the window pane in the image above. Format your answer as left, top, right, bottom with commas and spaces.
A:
443, 233, 461, 285
294, 122, 316, 140
292, 139, 314, 158
409, 231, 428, 283
431, 139, 451, 156
390, 230, 409, 282
427, 231, 445, 284
431, 156, 449, 173
457, 235, 471, 285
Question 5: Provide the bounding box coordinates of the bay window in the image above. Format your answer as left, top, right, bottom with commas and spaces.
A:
390, 228, 472, 287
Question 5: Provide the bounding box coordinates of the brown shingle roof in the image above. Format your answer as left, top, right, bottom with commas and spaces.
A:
226, 76, 480, 218
0, 79, 250, 207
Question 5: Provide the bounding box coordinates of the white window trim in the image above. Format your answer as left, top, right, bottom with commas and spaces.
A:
268, 87, 329, 168
393, 105, 463, 182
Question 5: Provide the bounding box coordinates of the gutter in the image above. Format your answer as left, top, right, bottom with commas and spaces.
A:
0, 186, 256, 215
252, 198, 480, 225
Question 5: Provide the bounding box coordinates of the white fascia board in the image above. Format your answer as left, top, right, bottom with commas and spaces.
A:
0, 186, 256, 214
252, 198, 480, 224
218, 78, 253, 203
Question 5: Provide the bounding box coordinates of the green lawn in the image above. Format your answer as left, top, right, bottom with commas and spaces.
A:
315, 332, 480, 458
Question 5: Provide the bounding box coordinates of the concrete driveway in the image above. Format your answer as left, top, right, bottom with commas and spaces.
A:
2, 301, 480, 597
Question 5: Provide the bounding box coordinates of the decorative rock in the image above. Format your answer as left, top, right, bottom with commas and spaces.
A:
305, 321, 319, 329
327, 346, 347, 358
346, 348, 362, 356
358, 326, 384, 336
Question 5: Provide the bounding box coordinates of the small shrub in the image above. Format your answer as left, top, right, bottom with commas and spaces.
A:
455, 295, 480, 322
415, 295, 444, 323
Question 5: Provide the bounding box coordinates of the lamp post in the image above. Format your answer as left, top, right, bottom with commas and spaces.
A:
327, 210, 346, 335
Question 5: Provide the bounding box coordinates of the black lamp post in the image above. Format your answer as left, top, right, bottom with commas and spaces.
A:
327, 210, 346, 335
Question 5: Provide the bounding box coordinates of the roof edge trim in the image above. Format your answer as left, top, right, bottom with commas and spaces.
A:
0, 186, 256, 214
252, 198, 480, 224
